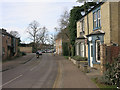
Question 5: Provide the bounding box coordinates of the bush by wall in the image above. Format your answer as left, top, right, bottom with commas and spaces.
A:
72, 55, 87, 61
62, 42, 69, 56
99, 55, 120, 85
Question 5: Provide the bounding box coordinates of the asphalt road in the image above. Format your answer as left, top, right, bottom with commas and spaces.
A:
2, 53, 58, 88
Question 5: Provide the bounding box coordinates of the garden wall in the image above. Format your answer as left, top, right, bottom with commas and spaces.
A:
106, 46, 120, 63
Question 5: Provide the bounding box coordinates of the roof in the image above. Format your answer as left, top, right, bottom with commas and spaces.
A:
87, 30, 105, 37
1, 28, 17, 38
77, 35, 86, 39
77, 2, 104, 22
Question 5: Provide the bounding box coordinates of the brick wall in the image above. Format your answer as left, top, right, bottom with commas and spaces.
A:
2, 35, 9, 60
106, 46, 120, 63
100, 44, 106, 74
19, 47, 32, 53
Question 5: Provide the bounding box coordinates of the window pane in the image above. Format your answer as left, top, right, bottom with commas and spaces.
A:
91, 46, 93, 57
94, 21, 96, 28
98, 10, 100, 18
98, 19, 101, 27
94, 12, 96, 20
97, 41, 100, 60
93, 12, 97, 29
82, 20, 84, 31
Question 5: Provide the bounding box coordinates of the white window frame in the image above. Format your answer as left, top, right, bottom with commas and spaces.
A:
93, 12, 97, 29
82, 19, 84, 32
93, 9, 101, 29
96, 40, 101, 63
80, 42, 84, 57
97, 10, 101, 27
80, 19, 85, 34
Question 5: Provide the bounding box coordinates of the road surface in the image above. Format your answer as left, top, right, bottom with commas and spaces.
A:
2, 53, 58, 88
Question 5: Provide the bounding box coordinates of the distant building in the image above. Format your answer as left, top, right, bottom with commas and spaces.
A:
55, 38, 62, 55
19, 43, 32, 53
55, 29, 70, 55
1, 28, 19, 60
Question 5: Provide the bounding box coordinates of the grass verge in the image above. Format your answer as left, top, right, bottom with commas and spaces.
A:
91, 78, 117, 89
64, 56, 69, 59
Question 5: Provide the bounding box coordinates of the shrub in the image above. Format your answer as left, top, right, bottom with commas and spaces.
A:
62, 42, 69, 56
21, 52, 26, 56
100, 55, 120, 85
16, 48, 22, 57
64, 56, 69, 59
72, 55, 87, 61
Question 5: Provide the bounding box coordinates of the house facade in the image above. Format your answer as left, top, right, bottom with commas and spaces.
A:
1, 29, 19, 60
76, 2, 120, 69
55, 38, 62, 55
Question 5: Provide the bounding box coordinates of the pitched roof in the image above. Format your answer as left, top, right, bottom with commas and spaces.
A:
77, 2, 104, 22
77, 35, 86, 39
1, 28, 16, 38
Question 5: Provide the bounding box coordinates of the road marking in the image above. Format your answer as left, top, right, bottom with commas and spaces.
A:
0, 75, 23, 87
53, 61, 61, 88
30, 59, 41, 71
30, 66, 38, 71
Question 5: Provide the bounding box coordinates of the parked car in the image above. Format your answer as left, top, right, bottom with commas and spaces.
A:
42, 50, 46, 53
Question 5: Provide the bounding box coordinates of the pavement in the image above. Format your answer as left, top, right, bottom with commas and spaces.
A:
2, 53, 35, 72
54, 55, 98, 88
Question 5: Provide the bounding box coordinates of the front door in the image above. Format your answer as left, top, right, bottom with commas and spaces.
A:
90, 43, 93, 67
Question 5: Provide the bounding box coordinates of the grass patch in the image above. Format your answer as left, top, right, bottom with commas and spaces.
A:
72, 55, 87, 61
64, 56, 69, 59
91, 78, 117, 89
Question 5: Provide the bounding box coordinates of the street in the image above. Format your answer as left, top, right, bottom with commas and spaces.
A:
1, 1, 119, 89
2, 53, 58, 88
2, 53, 97, 89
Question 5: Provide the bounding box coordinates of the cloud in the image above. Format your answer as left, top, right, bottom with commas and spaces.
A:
3, 26, 30, 42
1, 0, 78, 3
0, 1, 81, 43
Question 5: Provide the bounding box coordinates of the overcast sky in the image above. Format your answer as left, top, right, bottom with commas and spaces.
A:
0, 0, 82, 43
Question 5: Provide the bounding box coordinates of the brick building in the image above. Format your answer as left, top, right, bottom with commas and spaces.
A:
1, 29, 19, 60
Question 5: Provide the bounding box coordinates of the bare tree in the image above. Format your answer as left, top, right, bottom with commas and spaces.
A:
27, 20, 40, 44
36, 26, 48, 44
10, 31, 20, 38
27, 20, 49, 51
55, 10, 70, 40
49, 34, 55, 45
58, 10, 70, 30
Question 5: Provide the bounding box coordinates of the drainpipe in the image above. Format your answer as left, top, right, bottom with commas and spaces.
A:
109, 2, 112, 45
